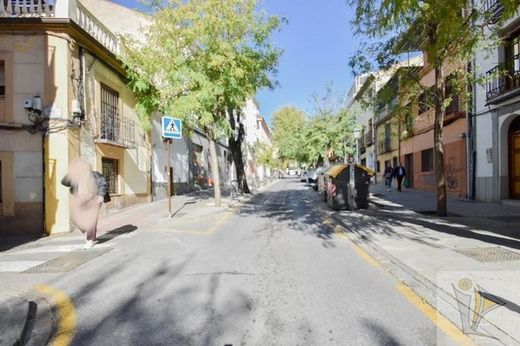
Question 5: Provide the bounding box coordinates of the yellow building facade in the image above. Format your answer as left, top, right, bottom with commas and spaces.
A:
0, 0, 151, 236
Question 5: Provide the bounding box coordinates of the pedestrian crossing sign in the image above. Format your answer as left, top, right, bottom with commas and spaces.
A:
162, 116, 182, 139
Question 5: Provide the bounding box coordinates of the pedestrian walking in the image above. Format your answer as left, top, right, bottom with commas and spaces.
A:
61, 159, 110, 249
394, 163, 407, 192
384, 163, 394, 192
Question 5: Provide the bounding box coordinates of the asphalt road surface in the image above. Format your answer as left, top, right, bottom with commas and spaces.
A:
3, 178, 457, 345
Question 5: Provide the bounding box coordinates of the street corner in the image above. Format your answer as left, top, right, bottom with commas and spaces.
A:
0, 287, 56, 346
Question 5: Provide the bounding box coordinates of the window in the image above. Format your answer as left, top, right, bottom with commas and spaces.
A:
418, 91, 430, 115
376, 161, 381, 173
0, 60, 5, 122
100, 84, 120, 142
421, 148, 434, 172
445, 76, 460, 115
102, 158, 119, 194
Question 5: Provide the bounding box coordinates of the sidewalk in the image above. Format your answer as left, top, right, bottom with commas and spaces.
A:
334, 183, 520, 345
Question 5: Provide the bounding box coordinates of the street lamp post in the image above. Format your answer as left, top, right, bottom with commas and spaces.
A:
353, 128, 361, 164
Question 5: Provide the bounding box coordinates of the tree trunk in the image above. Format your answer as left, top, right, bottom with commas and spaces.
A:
323, 150, 330, 166
229, 134, 251, 193
207, 134, 222, 207
434, 64, 447, 216
227, 108, 251, 193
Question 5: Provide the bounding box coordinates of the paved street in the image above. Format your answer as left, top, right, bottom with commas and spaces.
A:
0, 179, 460, 346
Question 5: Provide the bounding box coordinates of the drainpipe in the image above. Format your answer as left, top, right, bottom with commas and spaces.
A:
468, 0, 477, 200
42, 129, 46, 236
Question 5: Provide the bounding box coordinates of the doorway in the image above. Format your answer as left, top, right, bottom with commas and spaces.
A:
510, 117, 520, 199
404, 153, 413, 188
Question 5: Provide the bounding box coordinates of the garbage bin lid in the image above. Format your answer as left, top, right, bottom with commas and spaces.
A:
327, 164, 348, 179
355, 164, 375, 177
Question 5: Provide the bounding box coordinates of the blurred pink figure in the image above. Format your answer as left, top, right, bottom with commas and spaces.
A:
61, 159, 104, 249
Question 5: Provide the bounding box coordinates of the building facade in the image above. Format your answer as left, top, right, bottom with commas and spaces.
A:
473, 2, 520, 203
241, 98, 274, 186
399, 56, 468, 197
0, 0, 151, 236
151, 113, 231, 200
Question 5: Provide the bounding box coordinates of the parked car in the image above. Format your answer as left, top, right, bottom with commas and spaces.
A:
310, 167, 326, 190
305, 169, 316, 184
299, 171, 308, 182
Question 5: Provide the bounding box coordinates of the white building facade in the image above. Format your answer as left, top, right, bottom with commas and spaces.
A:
472, 2, 520, 203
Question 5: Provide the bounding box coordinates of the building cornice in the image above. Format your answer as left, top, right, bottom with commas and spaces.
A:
0, 18, 126, 78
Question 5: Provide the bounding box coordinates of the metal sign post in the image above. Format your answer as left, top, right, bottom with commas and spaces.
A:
162, 116, 183, 218
167, 138, 172, 217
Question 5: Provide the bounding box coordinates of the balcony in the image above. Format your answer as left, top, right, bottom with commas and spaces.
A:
0, 0, 54, 16
96, 111, 135, 147
482, 0, 504, 24
0, 0, 120, 55
486, 54, 520, 102
377, 138, 392, 154
445, 94, 461, 115
365, 128, 373, 146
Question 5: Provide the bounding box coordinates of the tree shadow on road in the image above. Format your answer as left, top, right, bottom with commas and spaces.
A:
236, 180, 340, 248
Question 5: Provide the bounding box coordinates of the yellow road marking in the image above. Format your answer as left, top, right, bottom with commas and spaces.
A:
34, 284, 76, 346
396, 283, 477, 346
351, 244, 381, 268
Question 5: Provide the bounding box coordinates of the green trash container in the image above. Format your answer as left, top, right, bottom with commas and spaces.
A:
353, 164, 374, 209
325, 164, 350, 211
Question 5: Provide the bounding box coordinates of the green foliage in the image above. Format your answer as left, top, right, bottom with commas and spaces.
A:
121, 0, 283, 137
271, 86, 356, 166
253, 141, 277, 168
272, 106, 308, 162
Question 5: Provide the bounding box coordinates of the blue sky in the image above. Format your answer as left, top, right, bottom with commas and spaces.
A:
114, 0, 359, 125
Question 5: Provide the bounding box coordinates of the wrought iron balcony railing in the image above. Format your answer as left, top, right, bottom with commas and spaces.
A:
96, 111, 135, 147
365, 129, 374, 146
445, 94, 461, 115
377, 138, 392, 154
486, 54, 520, 101
482, 0, 504, 24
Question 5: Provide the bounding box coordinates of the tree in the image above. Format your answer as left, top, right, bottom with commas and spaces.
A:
122, 0, 282, 206
348, 0, 517, 216
306, 85, 356, 165
272, 106, 308, 163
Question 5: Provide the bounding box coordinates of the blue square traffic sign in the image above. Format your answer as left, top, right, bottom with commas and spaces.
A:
162, 116, 182, 139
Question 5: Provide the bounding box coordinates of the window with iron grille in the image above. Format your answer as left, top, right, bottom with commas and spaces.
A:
102, 158, 118, 194
100, 84, 120, 142
421, 148, 434, 172
445, 76, 460, 115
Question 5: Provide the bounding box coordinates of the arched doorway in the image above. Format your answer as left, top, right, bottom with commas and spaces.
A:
509, 117, 520, 199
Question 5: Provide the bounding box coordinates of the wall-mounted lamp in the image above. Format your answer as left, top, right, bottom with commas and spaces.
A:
71, 99, 84, 125
25, 94, 43, 125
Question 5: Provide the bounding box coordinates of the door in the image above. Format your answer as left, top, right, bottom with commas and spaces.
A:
510, 117, 520, 199
405, 153, 413, 188
0, 160, 2, 216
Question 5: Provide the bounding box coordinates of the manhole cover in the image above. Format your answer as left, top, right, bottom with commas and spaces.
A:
455, 247, 520, 262
23, 247, 111, 273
